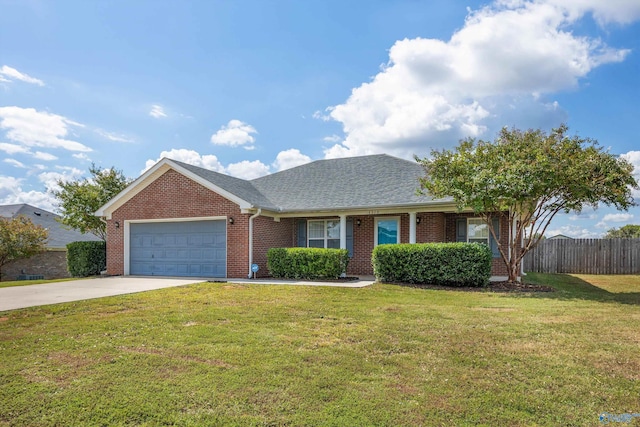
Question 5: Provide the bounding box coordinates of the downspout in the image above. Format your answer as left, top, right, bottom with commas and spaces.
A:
247, 208, 262, 278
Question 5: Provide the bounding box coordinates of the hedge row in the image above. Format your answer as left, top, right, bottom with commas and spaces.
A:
267, 247, 349, 280
372, 242, 492, 287
67, 241, 106, 277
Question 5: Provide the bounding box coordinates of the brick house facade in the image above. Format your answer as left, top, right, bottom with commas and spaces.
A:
97, 155, 517, 279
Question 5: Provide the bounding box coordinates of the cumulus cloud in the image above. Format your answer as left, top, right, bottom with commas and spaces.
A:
596, 212, 635, 229
210, 120, 257, 150
545, 225, 602, 238
73, 153, 91, 162
0, 175, 58, 212
0, 65, 44, 86
272, 149, 312, 171
226, 160, 271, 179
0, 106, 91, 152
322, 0, 636, 159
143, 147, 316, 182
143, 148, 226, 173
149, 104, 167, 119
0, 142, 30, 155
621, 150, 640, 201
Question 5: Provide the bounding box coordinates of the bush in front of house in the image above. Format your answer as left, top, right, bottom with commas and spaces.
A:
67, 241, 106, 277
372, 242, 492, 287
267, 247, 349, 280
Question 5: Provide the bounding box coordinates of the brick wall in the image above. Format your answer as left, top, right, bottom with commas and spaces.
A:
1, 250, 69, 281
444, 213, 510, 276
107, 169, 249, 278
252, 216, 295, 278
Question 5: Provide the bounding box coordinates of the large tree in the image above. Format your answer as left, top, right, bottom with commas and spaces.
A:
52, 164, 132, 241
0, 216, 48, 280
604, 224, 640, 239
417, 125, 638, 282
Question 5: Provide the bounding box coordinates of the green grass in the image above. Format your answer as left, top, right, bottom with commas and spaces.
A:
0, 277, 80, 289
1, 274, 639, 426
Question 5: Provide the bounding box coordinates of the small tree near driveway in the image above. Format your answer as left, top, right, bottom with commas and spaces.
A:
417, 125, 638, 283
0, 216, 48, 280
52, 164, 132, 241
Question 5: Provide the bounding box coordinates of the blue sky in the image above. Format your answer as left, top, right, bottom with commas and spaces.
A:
1, 0, 639, 237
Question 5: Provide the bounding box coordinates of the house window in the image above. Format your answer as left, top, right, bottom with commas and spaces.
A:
308, 220, 340, 249
467, 218, 489, 245
375, 217, 400, 245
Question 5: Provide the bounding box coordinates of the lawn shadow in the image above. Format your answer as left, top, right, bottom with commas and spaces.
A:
522, 273, 640, 306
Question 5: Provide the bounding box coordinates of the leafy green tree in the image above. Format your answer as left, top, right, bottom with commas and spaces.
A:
417, 125, 638, 282
0, 216, 48, 280
52, 164, 132, 241
604, 224, 640, 239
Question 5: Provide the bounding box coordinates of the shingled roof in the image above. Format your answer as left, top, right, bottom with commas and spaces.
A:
175, 154, 440, 212
0, 204, 101, 248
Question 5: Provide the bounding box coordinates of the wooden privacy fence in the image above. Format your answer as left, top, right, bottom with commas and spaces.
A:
523, 238, 640, 274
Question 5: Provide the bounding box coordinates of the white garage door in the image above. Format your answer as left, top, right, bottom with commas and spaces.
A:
129, 221, 226, 277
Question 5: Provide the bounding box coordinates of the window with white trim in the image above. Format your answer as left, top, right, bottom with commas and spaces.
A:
467, 218, 489, 245
308, 219, 340, 249
374, 217, 400, 245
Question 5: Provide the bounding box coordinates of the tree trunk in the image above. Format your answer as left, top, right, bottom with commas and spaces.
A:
508, 259, 520, 283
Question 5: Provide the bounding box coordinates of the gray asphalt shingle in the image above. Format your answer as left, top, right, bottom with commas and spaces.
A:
0, 204, 101, 248
172, 154, 440, 212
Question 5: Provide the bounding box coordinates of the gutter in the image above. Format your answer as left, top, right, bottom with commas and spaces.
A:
247, 208, 262, 278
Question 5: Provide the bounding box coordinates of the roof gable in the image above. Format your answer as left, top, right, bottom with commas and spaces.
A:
97, 154, 446, 217
0, 203, 101, 248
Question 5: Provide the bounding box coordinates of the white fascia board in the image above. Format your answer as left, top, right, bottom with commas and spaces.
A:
95, 158, 253, 219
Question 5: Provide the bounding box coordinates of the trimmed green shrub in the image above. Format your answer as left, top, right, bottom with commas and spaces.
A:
372, 243, 492, 287
67, 241, 106, 277
267, 247, 349, 280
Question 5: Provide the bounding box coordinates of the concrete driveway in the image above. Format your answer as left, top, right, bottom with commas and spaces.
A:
0, 276, 376, 312
0, 277, 203, 312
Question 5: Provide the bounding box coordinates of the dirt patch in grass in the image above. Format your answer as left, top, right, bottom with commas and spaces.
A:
120, 346, 234, 369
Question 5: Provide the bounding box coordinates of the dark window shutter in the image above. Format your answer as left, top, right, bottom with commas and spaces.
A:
456, 218, 467, 242
296, 219, 307, 247
489, 217, 500, 258
346, 218, 354, 258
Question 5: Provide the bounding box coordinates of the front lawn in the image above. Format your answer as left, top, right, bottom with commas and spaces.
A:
0, 278, 79, 289
1, 273, 638, 426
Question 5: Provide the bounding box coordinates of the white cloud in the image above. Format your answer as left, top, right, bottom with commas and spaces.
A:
0, 175, 58, 212
73, 153, 91, 162
95, 129, 135, 143
143, 148, 226, 174
210, 120, 257, 149
226, 160, 271, 179
0, 142, 30, 155
4, 159, 25, 168
545, 225, 602, 238
149, 104, 167, 119
596, 212, 635, 229
0, 106, 91, 152
33, 151, 58, 161
0, 65, 44, 86
38, 167, 84, 193
323, 134, 342, 143
322, 0, 635, 159
601, 213, 634, 223
272, 149, 312, 171
621, 150, 640, 201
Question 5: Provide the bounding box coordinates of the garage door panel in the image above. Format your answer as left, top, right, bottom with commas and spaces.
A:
130, 221, 226, 277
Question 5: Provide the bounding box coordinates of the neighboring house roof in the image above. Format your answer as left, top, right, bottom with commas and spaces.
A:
547, 234, 574, 240
0, 203, 101, 249
97, 154, 453, 218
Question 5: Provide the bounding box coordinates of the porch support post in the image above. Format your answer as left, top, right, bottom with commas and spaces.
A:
409, 212, 417, 244
339, 214, 347, 249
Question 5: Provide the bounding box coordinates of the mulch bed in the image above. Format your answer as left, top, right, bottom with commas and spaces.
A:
387, 280, 556, 293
